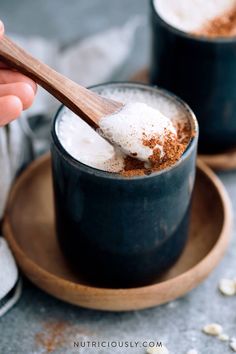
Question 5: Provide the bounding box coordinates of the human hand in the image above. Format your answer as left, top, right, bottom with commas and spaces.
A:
0, 21, 37, 126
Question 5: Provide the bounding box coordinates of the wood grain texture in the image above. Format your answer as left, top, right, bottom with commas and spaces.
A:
130, 68, 236, 171
3, 154, 232, 311
0, 36, 123, 127
199, 148, 236, 171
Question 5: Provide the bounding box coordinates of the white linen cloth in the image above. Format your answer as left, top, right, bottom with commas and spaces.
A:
0, 16, 143, 316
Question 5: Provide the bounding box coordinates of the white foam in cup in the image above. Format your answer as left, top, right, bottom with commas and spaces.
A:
154, 0, 236, 33
57, 86, 189, 173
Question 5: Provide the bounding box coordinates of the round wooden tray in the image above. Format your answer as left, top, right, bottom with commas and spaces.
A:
130, 68, 236, 171
3, 154, 232, 312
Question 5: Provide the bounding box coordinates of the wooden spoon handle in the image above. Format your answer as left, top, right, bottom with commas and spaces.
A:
0, 36, 122, 126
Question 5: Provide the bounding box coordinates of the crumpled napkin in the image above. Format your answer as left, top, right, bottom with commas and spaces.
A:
0, 116, 33, 218
0, 16, 143, 316
0, 238, 22, 317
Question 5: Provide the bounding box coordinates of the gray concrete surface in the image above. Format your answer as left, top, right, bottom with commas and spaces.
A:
0, 1, 236, 353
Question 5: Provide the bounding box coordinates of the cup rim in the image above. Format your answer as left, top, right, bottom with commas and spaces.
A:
52, 82, 198, 181
151, 0, 236, 44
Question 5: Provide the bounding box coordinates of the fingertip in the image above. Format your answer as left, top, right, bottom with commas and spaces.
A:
5, 95, 23, 116
10, 95, 23, 111
0, 95, 22, 126
20, 83, 35, 109
31, 81, 37, 94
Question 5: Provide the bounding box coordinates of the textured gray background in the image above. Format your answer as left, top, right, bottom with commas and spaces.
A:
0, 1, 236, 353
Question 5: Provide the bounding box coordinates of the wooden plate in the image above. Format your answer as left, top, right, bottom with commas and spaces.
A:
3, 155, 232, 312
130, 68, 236, 171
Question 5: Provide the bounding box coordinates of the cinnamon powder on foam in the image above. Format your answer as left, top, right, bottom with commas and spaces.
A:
120, 120, 193, 177
193, 5, 236, 38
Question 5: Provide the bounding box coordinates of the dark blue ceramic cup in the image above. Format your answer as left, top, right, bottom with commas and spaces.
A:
150, 0, 236, 153
51, 83, 198, 288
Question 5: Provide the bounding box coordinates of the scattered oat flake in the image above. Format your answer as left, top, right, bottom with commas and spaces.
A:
167, 301, 178, 309
230, 340, 236, 352
219, 333, 229, 341
187, 350, 198, 354
146, 345, 169, 354
219, 278, 236, 296
202, 323, 223, 336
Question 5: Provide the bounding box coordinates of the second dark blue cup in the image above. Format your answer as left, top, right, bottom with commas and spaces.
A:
150, 0, 236, 153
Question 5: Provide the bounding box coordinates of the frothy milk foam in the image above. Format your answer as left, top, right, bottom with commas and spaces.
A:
99, 102, 176, 162
57, 87, 187, 173
154, 0, 236, 33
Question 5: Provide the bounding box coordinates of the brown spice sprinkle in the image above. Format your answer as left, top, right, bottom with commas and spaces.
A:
120, 120, 192, 177
148, 132, 186, 166
193, 5, 236, 38
34, 321, 68, 353
34, 320, 95, 353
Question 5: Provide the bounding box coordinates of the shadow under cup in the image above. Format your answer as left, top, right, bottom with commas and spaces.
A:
51, 83, 198, 289
151, 0, 236, 153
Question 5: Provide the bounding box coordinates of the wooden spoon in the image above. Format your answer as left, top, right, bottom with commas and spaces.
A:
0, 36, 123, 128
